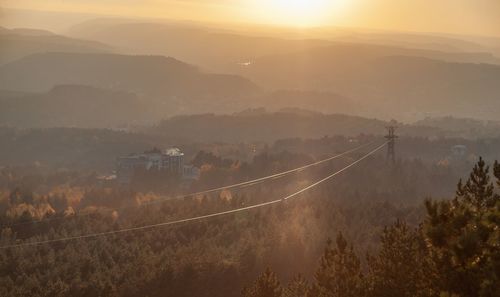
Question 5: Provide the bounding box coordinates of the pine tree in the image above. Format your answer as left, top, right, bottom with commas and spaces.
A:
309, 232, 364, 297
424, 157, 500, 297
456, 157, 496, 209
366, 220, 438, 297
243, 267, 283, 297
494, 161, 500, 188
284, 274, 308, 297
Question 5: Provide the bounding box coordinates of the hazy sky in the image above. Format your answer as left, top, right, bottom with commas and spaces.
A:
2, 0, 500, 36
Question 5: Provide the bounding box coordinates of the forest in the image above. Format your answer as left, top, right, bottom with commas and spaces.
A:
0, 140, 498, 297
2, 3, 500, 296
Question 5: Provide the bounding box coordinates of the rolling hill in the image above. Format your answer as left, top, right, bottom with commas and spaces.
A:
68, 19, 332, 72
0, 26, 111, 65
3, 21, 500, 122
236, 45, 500, 120
143, 110, 441, 143
62, 20, 500, 121
68, 19, 500, 73
255, 90, 360, 116
0, 52, 260, 107
0, 85, 153, 128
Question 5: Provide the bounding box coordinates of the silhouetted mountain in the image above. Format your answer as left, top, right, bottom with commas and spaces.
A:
321, 29, 493, 54
414, 116, 500, 138
256, 90, 359, 115
3, 22, 500, 123
144, 111, 439, 143
63, 21, 500, 121
0, 127, 165, 170
68, 20, 500, 73
237, 46, 500, 120
68, 19, 333, 72
0, 52, 260, 107
0, 26, 111, 64
0, 27, 55, 36
0, 85, 153, 128
0, 89, 30, 98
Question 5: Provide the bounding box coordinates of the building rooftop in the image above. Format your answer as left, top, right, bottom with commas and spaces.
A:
120, 147, 184, 160
165, 148, 184, 157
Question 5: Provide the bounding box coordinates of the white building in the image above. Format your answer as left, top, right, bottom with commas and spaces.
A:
117, 148, 185, 183
451, 145, 467, 158
183, 165, 201, 181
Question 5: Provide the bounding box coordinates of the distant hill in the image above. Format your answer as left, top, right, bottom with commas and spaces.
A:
414, 116, 500, 139
68, 20, 500, 73
1, 27, 55, 36
68, 20, 333, 71
0, 26, 111, 65
0, 84, 357, 128
0, 89, 31, 98
3, 110, 500, 170
0, 53, 260, 113
255, 90, 360, 115
0, 127, 166, 170
5, 22, 500, 122
236, 46, 500, 120
143, 111, 439, 143
64, 21, 500, 121
0, 85, 154, 128
324, 30, 494, 54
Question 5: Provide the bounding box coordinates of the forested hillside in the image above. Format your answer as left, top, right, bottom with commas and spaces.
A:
146, 111, 493, 142
1, 5, 499, 297
2, 125, 500, 170
67, 20, 500, 72
237, 48, 500, 120
0, 85, 149, 128
243, 158, 500, 297
0, 52, 259, 98
0, 150, 498, 296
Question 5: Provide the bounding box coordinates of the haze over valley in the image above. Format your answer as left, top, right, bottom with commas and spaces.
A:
2, 13, 500, 123
1, 2, 499, 297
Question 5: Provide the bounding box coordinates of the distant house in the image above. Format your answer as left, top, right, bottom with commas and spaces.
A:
183, 165, 201, 181
451, 145, 467, 158
97, 174, 117, 187
117, 148, 186, 184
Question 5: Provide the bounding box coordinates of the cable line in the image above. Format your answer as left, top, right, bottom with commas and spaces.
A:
144, 139, 378, 205
2, 140, 376, 227
0, 141, 387, 250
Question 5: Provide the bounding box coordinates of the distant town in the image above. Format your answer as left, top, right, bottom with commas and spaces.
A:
116, 147, 200, 184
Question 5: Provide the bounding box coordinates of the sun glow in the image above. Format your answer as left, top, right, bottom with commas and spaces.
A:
251, 0, 348, 27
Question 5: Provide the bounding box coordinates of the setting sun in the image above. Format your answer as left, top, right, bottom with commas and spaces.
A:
1, 1, 500, 297
251, 0, 347, 26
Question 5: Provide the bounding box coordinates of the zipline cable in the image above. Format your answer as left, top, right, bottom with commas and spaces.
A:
0, 141, 387, 249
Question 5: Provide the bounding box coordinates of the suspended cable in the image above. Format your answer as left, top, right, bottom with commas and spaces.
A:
0, 141, 387, 250
3, 140, 377, 227
143, 139, 378, 205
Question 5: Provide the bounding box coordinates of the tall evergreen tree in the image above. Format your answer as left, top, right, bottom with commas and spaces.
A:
284, 274, 308, 297
494, 161, 500, 187
367, 220, 438, 297
424, 157, 500, 297
309, 233, 364, 297
243, 268, 283, 297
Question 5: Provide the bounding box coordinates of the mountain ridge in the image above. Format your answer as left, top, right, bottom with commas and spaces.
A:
0, 26, 112, 64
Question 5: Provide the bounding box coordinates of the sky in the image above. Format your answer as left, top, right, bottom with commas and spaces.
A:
2, 0, 500, 37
